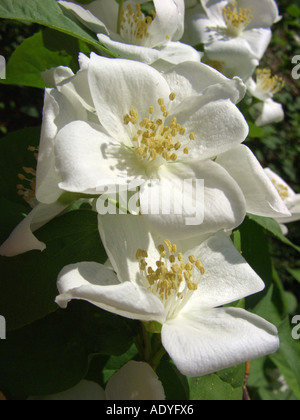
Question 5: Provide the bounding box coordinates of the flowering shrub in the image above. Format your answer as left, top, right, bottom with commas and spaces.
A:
0, 0, 299, 401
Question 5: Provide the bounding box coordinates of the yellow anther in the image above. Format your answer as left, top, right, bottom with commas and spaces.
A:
177, 253, 183, 262
189, 255, 196, 264
169, 255, 176, 263
189, 132, 195, 140
169, 92, 176, 101
196, 260, 205, 275
164, 239, 173, 253
149, 106, 154, 114
183, 147, 189, 155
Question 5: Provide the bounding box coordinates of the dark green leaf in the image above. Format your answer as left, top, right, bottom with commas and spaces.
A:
0, 300, 137, 398
247, 214, 300, 253
0, 210, 107, 331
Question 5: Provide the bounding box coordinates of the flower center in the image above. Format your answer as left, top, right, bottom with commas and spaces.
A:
120, 3, 156, 46
256, 69, 285, 96
123, 93, 195, 165
136, 240, 205, 320
222, 2, 253, 36
272, 179, 289, 201
16, 146, 38, 207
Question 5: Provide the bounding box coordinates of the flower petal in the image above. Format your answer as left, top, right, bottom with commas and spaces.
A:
171, 97, 249, 160
0, 201, 68, 257
149, 0, 185, 44
254, 99, 284, 127
98, 214, 157, 285
180, 231, 265, 309
238, 0, 281, 29
216, 145, 291, 217
139, 159, 246, 239
162, 307, 279, 377
55, 121, 142, 195
58, 0, 110, 34
56, 261, 165, 322
105, 361, 165, 400
163, 60, 246, 104
88, 54, 171, 142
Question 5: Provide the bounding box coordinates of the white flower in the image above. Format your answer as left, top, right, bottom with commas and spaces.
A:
183, 0, 281, 81
38, 54, 289, 240
58, 0, 200, 67
247, 69, 285, 126
56, 214, 279, 377
264, 168, 300, 233
29, 361, 165, 400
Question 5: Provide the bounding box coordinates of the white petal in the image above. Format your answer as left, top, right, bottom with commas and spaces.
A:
254, 99, 284, 127
238, 0, 280, 29
29, 380, 105, 400
201, 0, 228, 26
55, 121, 142, 195
139, 160, 246, 239
35, 89, 65, 204
216, 145, 291, 217
105, 361, 165, 400
242, 28, 272, 60
97, 33, 161, 64
151, 42, 201, 71
98, 214, 158, 285
181, 231, 265, 309
204, 38, 260, 81
149, 0, 185, 44
172, 97, 249, 160
56, 262, 165, 322
58, 0, 109, 34
0, 201, 68, 257
163, 60, 246, 104
88, 54, 171, 142
162, 307, 279, 377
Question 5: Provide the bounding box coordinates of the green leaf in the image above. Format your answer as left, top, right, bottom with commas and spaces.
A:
4, 29, 81, 88
0, 209, 107, 331
0, 0, 117, 57
237, 218, 283, 324
0, 300, 138, 398
287, 267, 300, 283
247, 121, 264, 138
247, 214, 300, 253
188, 365, 244, 400
156, 357, 189, 400
287, 4, 300, 18
269, 318, 300, 399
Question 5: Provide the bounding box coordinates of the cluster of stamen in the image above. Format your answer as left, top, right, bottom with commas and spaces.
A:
120, 3, 156, 45
223, 2, 253, 36
123, 93, 195, 164
272, 179, 289, 201
136, 240, 205, 309
256, 69, 285, 96
16, 146, 38, 205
